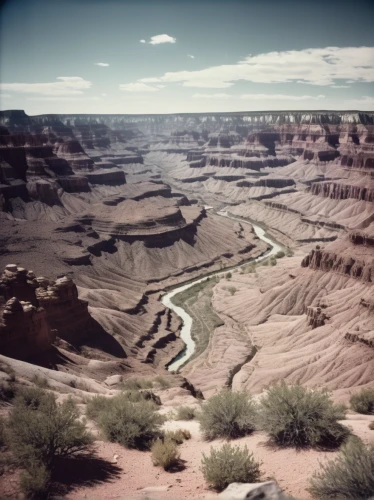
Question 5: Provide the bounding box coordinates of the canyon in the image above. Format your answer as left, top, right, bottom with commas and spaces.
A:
0, 108, 374, 498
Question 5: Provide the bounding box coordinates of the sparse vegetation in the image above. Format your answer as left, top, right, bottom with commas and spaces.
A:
309, 438, 374, 498
270, 256, 277, 266
151, 438, 180, 471
20, 463, 51, 499
369, 421, 374, 430
201, 443, 261, 491
227, 286, 237, 296
275, 250, 286, 259
285, 247, 294, 257
198, 390, 257, 440
122, 377, 153, 390
0, 380, 16, 402
258, 383, 348, 448
350, 387, 374, 415
154, 375, 172, 389
8, 387, 93, 498
31, 374, 50, 388
165, 429, 191, 444
90, 393, 163, 449
225, 272, 232, 280
175, 406, 196, 420
9, 387, 93, 467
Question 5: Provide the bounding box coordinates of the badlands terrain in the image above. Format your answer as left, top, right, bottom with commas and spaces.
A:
0, 109, 374, 498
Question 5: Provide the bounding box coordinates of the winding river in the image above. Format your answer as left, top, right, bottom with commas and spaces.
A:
163, 210, 284, 372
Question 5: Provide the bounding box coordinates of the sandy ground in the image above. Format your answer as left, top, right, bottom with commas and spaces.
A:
67, 413, 374, 500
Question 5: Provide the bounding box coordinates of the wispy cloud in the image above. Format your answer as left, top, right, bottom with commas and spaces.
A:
331, 85, 350, 88
149, 34, 176, 45
95, 62, 109, 67
0, 77, 92, 96
187, 54, 195, 59
140, 39, 146, 44
192, 93, 231, 99
344, 95, 374, 108
119, 82, 159, 92
193, 93, 326, 100
139, 47, 374, 88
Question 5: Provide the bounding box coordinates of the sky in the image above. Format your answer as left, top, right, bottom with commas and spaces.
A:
0, 0, 373, 115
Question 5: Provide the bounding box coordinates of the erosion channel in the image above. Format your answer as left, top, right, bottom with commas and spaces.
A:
163, 210, 284, 371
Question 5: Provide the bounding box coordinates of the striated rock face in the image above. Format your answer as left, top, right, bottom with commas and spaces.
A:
55, 140, 94, 171
309, 181, 374, 202
0, 264, 103, 358
301, 246, 373, 283
306, 306, 328, 329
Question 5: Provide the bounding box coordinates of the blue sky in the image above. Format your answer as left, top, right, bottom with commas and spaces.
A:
0, 0, 373, 114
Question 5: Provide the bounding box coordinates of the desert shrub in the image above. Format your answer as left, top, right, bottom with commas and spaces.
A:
286, 248, 294, 257
225, 272, 232, 280
258, 383, 348, 448
122, 377, 153, 390
151, 438, 180, 470
9, 387, 93, 468
275, 250, 286, 259
201, 443, 261, 491
165, 429, 191, 444
31, 374, 50, 388
175, 406, 196, 421
0, 381, 16, 402
350, 387, 374, 415
20, 463, 50, 499
198, 390, 256, 440
227, 286, 237, 296
369, 421, 374, 430
308, 438, 374, 498
270, 256, 277, 266
0, 416, 7, 448
0, 362, 16, 382
154, 375, 171, 389
86, 395, 109, 420
97, 395, 163, 449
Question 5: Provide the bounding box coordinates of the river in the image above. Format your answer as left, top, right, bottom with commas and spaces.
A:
162, 210, 284, 372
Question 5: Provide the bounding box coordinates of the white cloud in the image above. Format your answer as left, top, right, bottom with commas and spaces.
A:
95, 62, 109, 67
344, 95, 374, 108
156, 85, 165, 88
149, 34, 176, 45
0, 77, 92, 96
240, 94, 326, 101
27, 96, 99, 101
192, 93, 231, 99
119, 82, 159, 92
193, 93, 325, 101
332, 85, 351, 88
0, 93, 11, 98
101, 93, 107, 96
188, 54, 195, 59
138, 46, 374, 88
140, 39, 146, 44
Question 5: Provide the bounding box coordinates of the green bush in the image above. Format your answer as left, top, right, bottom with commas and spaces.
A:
201, 443, 261, 491
175, 406, 196, 420
258, 383, 348, 448
225, 272, 232, 280
20, 463, 50, 499
151, 438, 180, 470
270, 256, 277, 266
31, 374, 50, 388
165, 429, 191, 444
198, 390, 257, 440
369, 421, 374, 431
275, 250, 286, 259
122, 377, 153, 390
309, 438, 374, 498
86, 395, 109, 420
97, 395, 163, 449
154, 375, 171, 389
350, 388, 374, 415
9, 387, 93, 468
